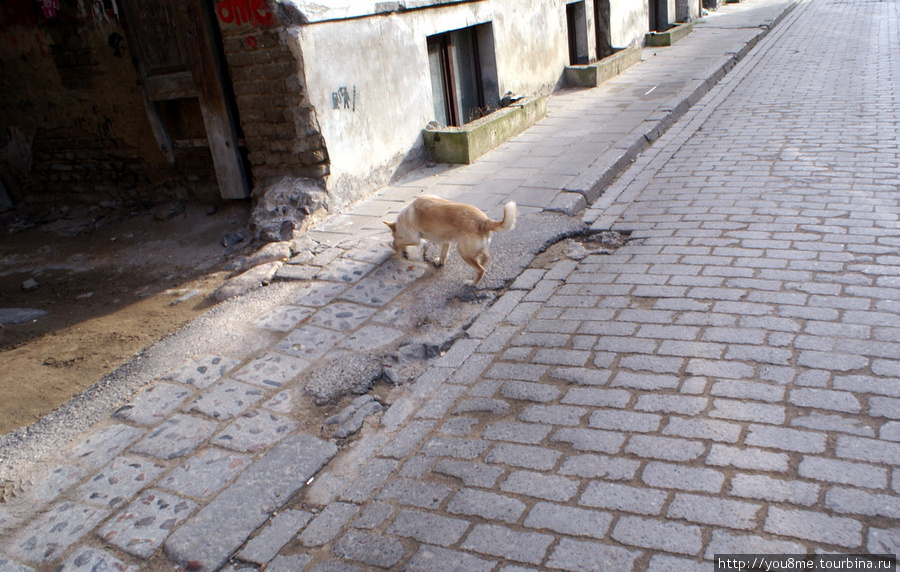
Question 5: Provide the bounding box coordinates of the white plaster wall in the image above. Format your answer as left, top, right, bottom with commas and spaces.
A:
609, 0, 648, 48
293, 0, 569, 204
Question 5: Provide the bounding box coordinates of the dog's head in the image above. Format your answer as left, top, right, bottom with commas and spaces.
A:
384, 220, 418, 255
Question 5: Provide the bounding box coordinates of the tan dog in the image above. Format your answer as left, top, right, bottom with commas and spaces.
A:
385, 195, 517, 286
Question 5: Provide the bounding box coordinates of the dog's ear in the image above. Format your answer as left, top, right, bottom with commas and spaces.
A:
384, 221, 396, 231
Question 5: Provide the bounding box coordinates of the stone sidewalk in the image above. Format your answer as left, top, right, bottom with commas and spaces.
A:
5, 0, 895, 569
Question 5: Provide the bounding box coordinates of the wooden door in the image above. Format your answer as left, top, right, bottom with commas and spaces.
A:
118, 0, 249, 199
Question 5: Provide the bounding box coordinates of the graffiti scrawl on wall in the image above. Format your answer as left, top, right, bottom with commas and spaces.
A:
332, 86, 357, 112
216, 0, 274, 27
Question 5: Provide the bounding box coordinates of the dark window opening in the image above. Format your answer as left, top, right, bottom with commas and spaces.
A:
649, 0, 673, 32
427, 24, 498, 127
594, 0, 614, 60
566, 2, 589, 65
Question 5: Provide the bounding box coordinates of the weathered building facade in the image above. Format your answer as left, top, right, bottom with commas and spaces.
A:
0, 0, 696, 230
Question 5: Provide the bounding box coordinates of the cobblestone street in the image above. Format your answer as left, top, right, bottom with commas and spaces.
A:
1, 0, 898, 569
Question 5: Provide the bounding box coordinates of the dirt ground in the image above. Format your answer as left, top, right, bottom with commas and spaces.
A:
0, 200, 251, 435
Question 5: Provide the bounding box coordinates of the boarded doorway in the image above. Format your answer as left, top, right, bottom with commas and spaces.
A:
118, 0, 249, 200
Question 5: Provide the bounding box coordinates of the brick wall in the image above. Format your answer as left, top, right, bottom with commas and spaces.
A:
215, 10, 330, 188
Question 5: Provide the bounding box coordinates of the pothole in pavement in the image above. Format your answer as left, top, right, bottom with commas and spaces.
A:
530, 228, 636, 267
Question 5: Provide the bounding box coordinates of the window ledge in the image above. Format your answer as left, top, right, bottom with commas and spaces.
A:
645, 22, 694, 47
423, 96, 547, 164
565, 46, 642, 88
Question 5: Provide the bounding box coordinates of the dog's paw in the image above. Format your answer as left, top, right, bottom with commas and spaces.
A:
431, 258, 444, 267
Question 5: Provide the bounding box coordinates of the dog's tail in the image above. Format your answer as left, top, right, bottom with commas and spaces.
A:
492, 201, 517, 233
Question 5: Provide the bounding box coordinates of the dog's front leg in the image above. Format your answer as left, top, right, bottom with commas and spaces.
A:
434, 242, 451, 267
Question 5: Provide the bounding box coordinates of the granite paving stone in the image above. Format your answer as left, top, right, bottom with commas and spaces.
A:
261, 389, 294, 413
460, 524, 554, 565
98, 489, 197, 558
299, 502, 360, 547
233, 352, 311, 389
273, 325, 344, 359
75, 455, 167, 509
546, 538, 642, 571
332, 530, 408, 568
499, 470, 579, 502
523, 502, 613, 539
558, 454, 640, 480
69, 424, 147, 469
212, 410, 298, 452
580, 481, 668, 515
643, 463, 726, 495
53, 546, 138, 571
764, 507, 862, 548
550, 427, 626, 453
291, 281, 348, 306
404, 545, 496, 572
446, 488, 526, 523
336, 458, 400, 503
705, 444, 790, 472
703, 530, 805, 559
308, 302, 377, 331
314, 257, 377, 283
339, 325, 404, 351
482, 421, 551, 444
376, 478, 452, 509
338, 277, 406, 306
6, 502, 109, 564
486, 443, 561, 470
183, 379, 264, 420
798, 457, 888, 489
351, 502, 395, 530
130, 415, 218, 460
265, 554, 314, 572
252, 305, 315, 332
611, 516, 704, 555
667, 493, 762, 530
386, 509, 471, 547
13, 465, 84, 507
158, 447, 251, 498
419, 436, 490, 459
500, 380, 561, 403
729, 474, 821, 506
112, 382, 193, 426
433, 459, 505, 488
367, 257, 429, 284
163, 355, 240, 389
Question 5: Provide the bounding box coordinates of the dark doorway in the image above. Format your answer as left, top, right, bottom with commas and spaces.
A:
118, 0, 249, 199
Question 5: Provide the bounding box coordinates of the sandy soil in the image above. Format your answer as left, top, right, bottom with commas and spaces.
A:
0, 200, 251, 435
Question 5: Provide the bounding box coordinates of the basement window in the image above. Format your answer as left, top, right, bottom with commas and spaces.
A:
427, 23, 498, 127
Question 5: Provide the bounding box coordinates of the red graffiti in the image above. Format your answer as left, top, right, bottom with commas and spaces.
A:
216, 0, 274, 28
246, 35, 257, 48
38, 0, 59, 19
